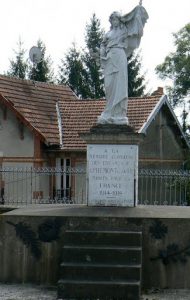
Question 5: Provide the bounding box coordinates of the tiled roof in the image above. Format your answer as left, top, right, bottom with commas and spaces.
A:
0, 75, 77, 145
59, 96, 161, 150
0, 75, 162, 150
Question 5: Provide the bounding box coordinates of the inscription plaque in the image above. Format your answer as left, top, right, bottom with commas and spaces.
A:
87, 144, 138, 206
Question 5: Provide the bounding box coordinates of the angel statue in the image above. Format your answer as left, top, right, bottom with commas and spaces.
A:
97, 1, 148, 125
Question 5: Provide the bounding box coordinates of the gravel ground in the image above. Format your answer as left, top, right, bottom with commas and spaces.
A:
0, 284, 56, 300
0, 285, 190, 300
141, 289, 190, 300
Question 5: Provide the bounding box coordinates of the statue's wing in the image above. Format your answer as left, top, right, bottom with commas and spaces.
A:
121, 5, 149, 57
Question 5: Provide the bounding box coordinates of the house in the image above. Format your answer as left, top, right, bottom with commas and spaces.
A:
0, 75, 189, 204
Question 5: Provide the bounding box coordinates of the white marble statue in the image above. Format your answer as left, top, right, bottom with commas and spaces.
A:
97, 2, 148, 125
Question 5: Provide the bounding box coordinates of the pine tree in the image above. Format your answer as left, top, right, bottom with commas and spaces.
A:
128, 51, 146, 97
83, 13, 105, 98
28, 39, 54, 83
7, 38, 28, 79
57, 14, 146, 99
58, 43, 91, 98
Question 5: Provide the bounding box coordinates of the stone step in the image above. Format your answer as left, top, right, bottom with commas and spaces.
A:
64, 230, 142, 247
60, 262, 141, 281
62, 245, 141, 264
59, 229, 142, 299
57, 279, 141, 300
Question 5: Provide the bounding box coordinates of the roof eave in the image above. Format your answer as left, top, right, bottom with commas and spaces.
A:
139, 95, 167, 134
139, 94, 190, 149
0, 93, 48, 145
165, 98, 190, 149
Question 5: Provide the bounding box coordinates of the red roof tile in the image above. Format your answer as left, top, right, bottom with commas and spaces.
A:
0, 76, 162, 150
0, 75, 77, 145
59, 96, 161, 150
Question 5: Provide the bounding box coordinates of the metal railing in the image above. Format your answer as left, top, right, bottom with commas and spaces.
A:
0, 167, 190, 206
138, 169, 190, 206
0, 167, 86, 206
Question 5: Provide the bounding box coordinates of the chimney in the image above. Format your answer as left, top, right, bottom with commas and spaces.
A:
151, 87, 164, 96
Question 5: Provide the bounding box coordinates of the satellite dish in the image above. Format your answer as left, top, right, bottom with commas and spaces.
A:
29, 46, 42, 64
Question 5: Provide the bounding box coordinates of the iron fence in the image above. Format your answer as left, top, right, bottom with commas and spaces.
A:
0, 167, 190, 206
138, 169, 190, 206
0, 167, 86, 206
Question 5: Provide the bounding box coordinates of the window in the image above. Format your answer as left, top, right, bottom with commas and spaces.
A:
56, 158, 71, 201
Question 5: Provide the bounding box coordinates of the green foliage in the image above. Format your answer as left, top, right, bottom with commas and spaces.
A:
7, 38, 28, 79
128, 51, 146, 97
28, 39, 54, 83
58, 43, 91, 98
58, 14, 105, 99
181, 104, 190, 136
156, 23, 190, 107
83, 13, 105, 98
85, 13, 103, 51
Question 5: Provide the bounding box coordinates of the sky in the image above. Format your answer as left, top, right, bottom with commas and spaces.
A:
0, 0, 189, 94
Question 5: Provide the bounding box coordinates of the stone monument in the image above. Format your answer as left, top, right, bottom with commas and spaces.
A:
98, 2, 148, 125
81, 1, 148, 207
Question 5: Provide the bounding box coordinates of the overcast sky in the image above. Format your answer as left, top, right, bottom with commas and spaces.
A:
0, 0, 189, 93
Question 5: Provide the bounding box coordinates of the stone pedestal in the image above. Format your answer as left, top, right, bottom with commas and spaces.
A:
80, 124, 144, 207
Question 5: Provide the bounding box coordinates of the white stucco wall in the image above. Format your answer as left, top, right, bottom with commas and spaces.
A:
2, 162, 33, 204
2, 162, 51, 204
0, 106, 34, 157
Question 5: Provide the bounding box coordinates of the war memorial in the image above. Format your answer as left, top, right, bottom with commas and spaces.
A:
1, 2, 190, 300
58, 2, 148, 299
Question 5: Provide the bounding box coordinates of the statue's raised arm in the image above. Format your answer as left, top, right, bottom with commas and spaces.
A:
121, 4, 149, 57
97, 3, 148, 125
